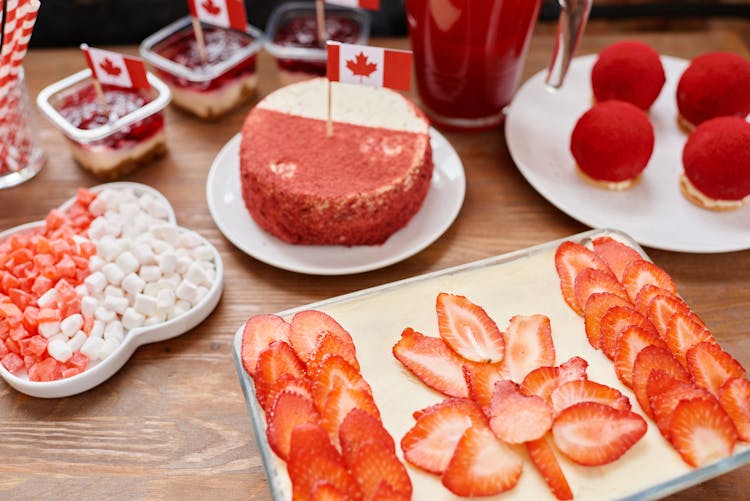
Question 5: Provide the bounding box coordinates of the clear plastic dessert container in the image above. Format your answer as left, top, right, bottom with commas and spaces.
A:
140, 16, 265, 119
36, 69, 171, 180
264, 1, 371, 86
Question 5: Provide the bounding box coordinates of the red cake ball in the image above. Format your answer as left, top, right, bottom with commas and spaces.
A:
681, 116, 750, 210
676, 52, 750, 131
591, 41, 666, 110
570, 100, 655, 189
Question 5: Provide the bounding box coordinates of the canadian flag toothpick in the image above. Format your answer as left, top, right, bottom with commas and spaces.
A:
325, 0, 380, 10
327, 41, 412, 91
81, 45, 150, 89
187, 0, 248, 31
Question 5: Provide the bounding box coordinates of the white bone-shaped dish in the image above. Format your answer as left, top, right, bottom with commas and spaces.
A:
0, 182, 223, 398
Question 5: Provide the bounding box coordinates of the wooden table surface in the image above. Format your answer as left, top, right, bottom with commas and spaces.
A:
2, 28, 750, 500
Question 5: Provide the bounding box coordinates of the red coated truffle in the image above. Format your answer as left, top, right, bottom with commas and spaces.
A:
682, 116, 750, 208
570, 100, 655, 187
591, 41, 666, 110
676, 52, 750, 130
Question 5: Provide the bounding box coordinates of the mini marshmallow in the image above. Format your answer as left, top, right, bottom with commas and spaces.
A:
89, 320, 105, 339
175, 248, 189, 258
122, 308, 145, 330
104, 295, 128, 315
75, 284, 88, 298
175, 299, 191, 311
134, 231, 155, 245
115, 252, 139, 276
138, 192, 155, 209
168, 303, 189, 320
68, 330, 87, 352
144, 314, 166, 327
119, 202, 140, 224
194, 245, 214, 261
81, 296, 98, 317
48, 338, 73, 363
151, 240, 172, 255
147, 199, 170, 220
158, 251, 177, 274
88, 217, 108, 240
139, 265, 161, 283
37, 288, 61, 308
88, 197, 107, 216
143, 283, 159, 297
99, 337, 121, 359
179, 231, 202, 249
60, 314, 84, 338
88, 255, 106, 272
104, 321, 124, 342
80, 336, 105, 359
84, 271, 108, 295
134, 243, 157, 266
102, 263, 125, 285
121, 225, 140, 240
38, 321, 60, 339
94, 306, 117, 323
134, 294, 158, 317
104, 285, 125, 298
175, 279, 198, 303
175, 256, 192, 275
185, 262, 208, 286
157, 289, 175, 310
97, 235, 119, 261
152, 223, 179, 246
121, 273, 146, 296
195, 286, 209, 304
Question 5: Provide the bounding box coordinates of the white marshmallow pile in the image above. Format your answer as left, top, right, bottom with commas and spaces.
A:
41, 188, 216, 365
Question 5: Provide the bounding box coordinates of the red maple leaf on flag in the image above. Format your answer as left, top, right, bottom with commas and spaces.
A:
100, 58, 122, 77
346, 52, 378, 81
201, 0, 221, 16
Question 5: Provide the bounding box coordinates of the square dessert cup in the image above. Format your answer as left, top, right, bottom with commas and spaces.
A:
36, 69, 171, 179
140, 16, 265, 119
265, 2, 370, 86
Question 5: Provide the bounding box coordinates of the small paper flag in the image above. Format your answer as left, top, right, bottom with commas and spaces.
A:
187, 0, 248, 31
327, 41, 412, 91
81, 45, 150, 89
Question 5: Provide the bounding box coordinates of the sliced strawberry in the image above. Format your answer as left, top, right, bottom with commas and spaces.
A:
267, 391, 322, 461
520, 357, 588, 402
370, 481, 410, 501
614, 324, 666, 387
598, 306, 659, 360
312, 355, 372, 412
502, 314, 556, 383
686, 342, 746, 397
393, 327, 469, 398
552, 402, 647, 466
241, 314, 291, 376
592, 236, 643, 281
344, 440, 412, 500
290, 310, 354, 363
583, 292, 632, 348
436, 292, 505, 363
634, 285, 674, 316
526, 436, 573, 501
632, 345, 690, 417
339, 408, 395, 457
669, 398, 737, 467
647, 294, 692, 340
307, 331, 360, 376
666, 312, 716, 368
462, 362, 507, 413
558, 356, 589, 383
310, 483, 347, 501
411, 398, 487, 425
719, 377, 750, 442
554, 241, 614, 315
489, 380, 553, 443
253, 341, 306, 411
550, 380, 631, 415
441, 424, 524, 497
321, 385, 380, 449
574, 268, 629, 315
265, 374, 314, 415
287, 422, 362, 500
401, 400, 477, 474
647, 371, 713, 439
621, 259, 677, 302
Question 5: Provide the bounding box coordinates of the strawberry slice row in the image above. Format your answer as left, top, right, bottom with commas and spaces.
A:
241, 310, 411, 500
555, 237, 750, 468
395, 292, 648, 499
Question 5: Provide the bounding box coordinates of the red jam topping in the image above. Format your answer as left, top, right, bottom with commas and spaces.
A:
273, 14, 361, 75
154, 26, 257, 91
57, 84, 164, 150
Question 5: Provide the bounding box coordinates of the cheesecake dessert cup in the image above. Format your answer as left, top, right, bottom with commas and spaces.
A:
140, 16, 265, 119
37, 69, 171, 179
265, 2, 370, 86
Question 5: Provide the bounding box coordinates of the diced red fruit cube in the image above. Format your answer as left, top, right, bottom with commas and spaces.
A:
76, 188, 97, 207
1, 352, 24, 374
54, 278, 76, 302
66, 352, 89, 371
44, 209, 66, 231
62, 367, 82, 379
9, 288, 34, 310
0, 302, 23, 320
9, 323, 29, 342
436, 292, 505, 363
19, 335, 47, 357
28, 357, 63, 382
0, 339, 8, 358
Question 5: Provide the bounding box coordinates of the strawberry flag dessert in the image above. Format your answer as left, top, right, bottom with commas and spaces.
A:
187, 0, 247, 31
325, 0, 381, 10
81, 45, 150, 89
327, 41, 412, 91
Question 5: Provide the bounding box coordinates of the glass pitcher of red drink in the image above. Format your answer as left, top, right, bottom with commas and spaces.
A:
406, 0, 591, 130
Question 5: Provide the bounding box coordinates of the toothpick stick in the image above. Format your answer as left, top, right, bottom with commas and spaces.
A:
326, 79, 333, 137
92, 79, 109, 113
315, 0, 327, 45
192, 16, 208, 64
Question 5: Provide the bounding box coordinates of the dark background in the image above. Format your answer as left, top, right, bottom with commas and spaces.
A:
26, 0, 750, 47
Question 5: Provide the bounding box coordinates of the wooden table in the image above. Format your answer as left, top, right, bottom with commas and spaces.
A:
2, 28, 749, 500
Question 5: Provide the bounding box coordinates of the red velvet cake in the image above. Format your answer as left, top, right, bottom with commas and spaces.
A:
591, 41, 666, 110
681, 116, 750, 211
676, 52, 750, 132
570, 100, 655, 189
239, 78, 433, 246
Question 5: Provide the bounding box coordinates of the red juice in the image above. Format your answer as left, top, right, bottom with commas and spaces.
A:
406, 0, 541, 129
